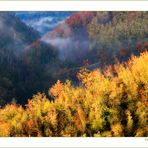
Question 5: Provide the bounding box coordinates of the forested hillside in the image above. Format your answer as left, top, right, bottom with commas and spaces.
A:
41, 11, 148, 81
0, 12, 58, 105
15, 12, 74, 34
0, 12, 147, 137
0, 52, 147, 137
43, 12, 148, 65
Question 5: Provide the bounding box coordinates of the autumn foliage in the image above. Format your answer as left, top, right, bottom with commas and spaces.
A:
0, 52, 147, 137
66, 12, 95, 29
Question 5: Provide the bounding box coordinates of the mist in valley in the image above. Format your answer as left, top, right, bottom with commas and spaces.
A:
0, 11, 147, 106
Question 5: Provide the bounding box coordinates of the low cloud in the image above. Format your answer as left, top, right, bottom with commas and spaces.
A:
41, 36, 90, 62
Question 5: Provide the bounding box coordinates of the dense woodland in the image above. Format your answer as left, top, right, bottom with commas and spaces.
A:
0, 12, 147, 136
0, 52, 147, 137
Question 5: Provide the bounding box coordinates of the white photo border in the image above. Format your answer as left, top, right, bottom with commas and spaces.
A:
0, 1, 147, 11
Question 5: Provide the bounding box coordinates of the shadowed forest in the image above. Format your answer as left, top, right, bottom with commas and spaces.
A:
0, 12, 147, 137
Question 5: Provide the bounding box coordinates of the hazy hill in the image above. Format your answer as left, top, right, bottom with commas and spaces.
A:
0, 12, 147, 105
40, 12, 148, 78
15, 12, 74, 34
0, 12, 58, 105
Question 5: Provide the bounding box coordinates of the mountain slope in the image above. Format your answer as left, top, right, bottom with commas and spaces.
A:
15, 12, 74, 34
0, 12, 57, 105
41, 12, 148, 66
0, 12, 40, 53
0, 51, 147, 137
0, 12, 148, 105
38, 12, 148, 84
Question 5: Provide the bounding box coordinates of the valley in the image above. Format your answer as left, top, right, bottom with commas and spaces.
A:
0, 11, 148, 105
0, 11, 147, 137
